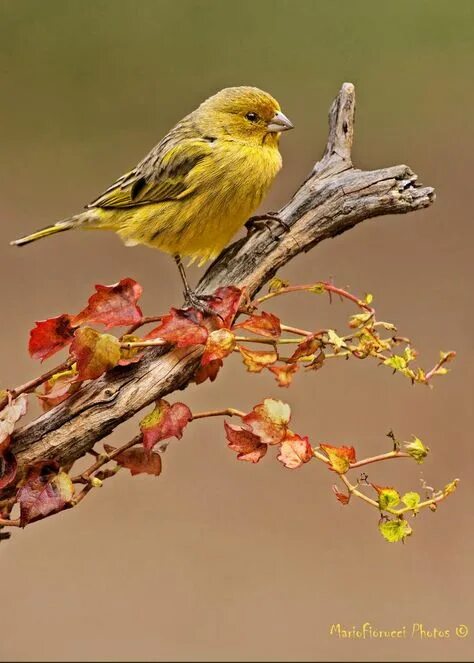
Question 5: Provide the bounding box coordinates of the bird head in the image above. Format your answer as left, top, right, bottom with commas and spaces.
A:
197, 86, 293, 145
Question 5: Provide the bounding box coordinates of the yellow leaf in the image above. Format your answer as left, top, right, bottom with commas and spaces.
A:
378, 518, 413, 543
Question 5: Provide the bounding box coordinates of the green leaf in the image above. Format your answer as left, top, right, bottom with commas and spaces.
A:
374, 487, 400, 510
348, 312, 373, 329
443, 479, 459, 496
439, 350, 456, 363
327, 329, 346, 350
378, 518, 413, 543
379, 488, 400, 510
378, 321, 397, 331
401, 491, 421, 511
404, 436, 429, 463
383, 354, 407, 371
403, 346, 417, 363
267, 277, 288, 293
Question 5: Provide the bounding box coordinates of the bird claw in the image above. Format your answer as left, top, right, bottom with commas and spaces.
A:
183, 290, 222, 320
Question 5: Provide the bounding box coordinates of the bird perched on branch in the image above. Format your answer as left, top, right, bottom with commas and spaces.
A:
11, 86, 293, 311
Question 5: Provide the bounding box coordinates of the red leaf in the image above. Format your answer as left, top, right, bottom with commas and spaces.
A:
224, 421, 267, 463
238, 346, 278, 373
140, 399, 192, 451
234, 311, 281, 338
207, 286, 243, 328
0, 394, 27, 445
29, 314, 75, 361
268, 363, 299, 387
243, 398, 291, 445
201, 329, 235, 365
71, 327, 121, 380
16, 462, 74, 526
320, 443, 356, 474
147, 308, 208, 347
277, 431, 313, 469
72, 278, 143, 328
332, 485, 350, 505
194, 358, 223, 384
104, 444, 162, 477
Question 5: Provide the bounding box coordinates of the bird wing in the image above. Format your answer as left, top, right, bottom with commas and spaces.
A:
87, 133, 214, 209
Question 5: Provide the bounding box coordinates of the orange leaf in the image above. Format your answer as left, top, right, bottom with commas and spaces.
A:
71, 327, 121, 380
29, 314, 75, 361
234, 311, 281, 338
201, 329, 235, 365
72, 278, 143, 328
277, 431, 313, 469
332, 485, 350, 505
147, 308, 208, 347
268, 363, 299, 387
243, 398, 291, 445
289, 335, 322, 363
319, 443, 356, 474
194, 358, 223, 384
104, 444, 162, 477
238, 346, 278, 372
224, 421, 267, 463
140, 399, 192, 451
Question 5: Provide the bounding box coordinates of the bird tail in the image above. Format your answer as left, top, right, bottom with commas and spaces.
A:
10, 217, 76, 247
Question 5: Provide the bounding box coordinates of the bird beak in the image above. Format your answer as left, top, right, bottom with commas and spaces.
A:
267, 111, 294, 133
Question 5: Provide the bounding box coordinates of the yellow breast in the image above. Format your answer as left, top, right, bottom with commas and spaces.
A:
97, 139, 282, 264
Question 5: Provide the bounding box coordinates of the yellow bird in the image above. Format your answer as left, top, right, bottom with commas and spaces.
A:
12, 86, 293, 310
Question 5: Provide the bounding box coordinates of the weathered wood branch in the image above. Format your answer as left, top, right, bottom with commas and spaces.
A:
4, 83, 434, 493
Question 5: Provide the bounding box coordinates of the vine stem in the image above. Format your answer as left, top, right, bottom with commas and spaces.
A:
72, 408, 246, 485
191, 408, 246, 419
123, 315, 164, 336
120, 339, 168, 349
254, 282, 375, 314
234, 336, 301, 345
0, 403, 457, 529
349, 450, 410, 469
0, 358, 73, 411
339, 473, 459, 516
280, 324, 313, 336
340, 474, 380, 508
0, 517, 20, 527
312, 448, 410, 469
424, 351, 456, 382
72, 434, 142, 483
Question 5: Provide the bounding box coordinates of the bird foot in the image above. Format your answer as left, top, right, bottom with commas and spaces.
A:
183, 289, 221, 319
245, 212, 290, 240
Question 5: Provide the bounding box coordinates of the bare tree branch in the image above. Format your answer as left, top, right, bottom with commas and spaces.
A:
4, 82, 435, 493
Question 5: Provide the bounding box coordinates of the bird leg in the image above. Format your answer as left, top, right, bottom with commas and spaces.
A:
245, 212, 290, 240
173, 255, 217, 317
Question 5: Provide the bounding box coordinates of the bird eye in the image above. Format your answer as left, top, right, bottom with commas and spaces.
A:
245, 112, 259, 122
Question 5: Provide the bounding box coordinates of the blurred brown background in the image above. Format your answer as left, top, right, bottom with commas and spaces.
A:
1, 1, 473, 661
